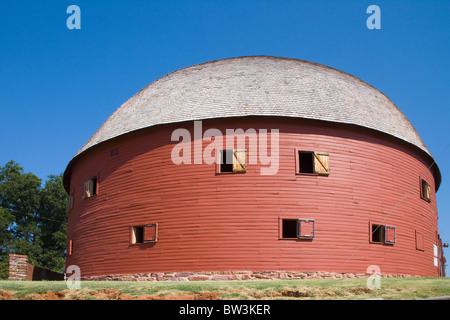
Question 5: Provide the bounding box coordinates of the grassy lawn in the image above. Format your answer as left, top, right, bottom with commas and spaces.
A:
1, 277, 449, 300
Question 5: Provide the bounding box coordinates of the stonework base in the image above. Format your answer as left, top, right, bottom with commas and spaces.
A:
81, 270, 419, 281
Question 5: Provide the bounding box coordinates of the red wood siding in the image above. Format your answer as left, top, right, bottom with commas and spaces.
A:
66, 117, 440, 277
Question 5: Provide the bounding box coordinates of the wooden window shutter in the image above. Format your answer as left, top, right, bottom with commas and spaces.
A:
425, 182, 431, 201
421, 179, 431, 202
416, 231, 424, 251
144, 223, 158, 242
385, 225, 396, 244
83, 180, 90, 199
130, 226, 142, 244
298, 219, 315, 239
313, 152, 330, 175
233, 149, 247, 172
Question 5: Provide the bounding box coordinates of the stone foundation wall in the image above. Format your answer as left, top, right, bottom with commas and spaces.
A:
82, 270, 419, 281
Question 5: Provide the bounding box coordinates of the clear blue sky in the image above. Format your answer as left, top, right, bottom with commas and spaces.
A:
1, 1, 449, 269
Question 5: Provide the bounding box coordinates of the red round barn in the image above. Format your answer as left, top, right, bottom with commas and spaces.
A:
63, 56, 444, 279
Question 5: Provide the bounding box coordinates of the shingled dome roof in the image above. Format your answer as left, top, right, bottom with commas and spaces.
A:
68, 56, 440, 188
78, 56, 430, 155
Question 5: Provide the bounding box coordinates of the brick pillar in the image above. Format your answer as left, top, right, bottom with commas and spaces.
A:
8, 254, 29, 280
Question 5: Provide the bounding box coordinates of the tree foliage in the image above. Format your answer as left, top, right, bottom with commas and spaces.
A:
0, 161, 68, 279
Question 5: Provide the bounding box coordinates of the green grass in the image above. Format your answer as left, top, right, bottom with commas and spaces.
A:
0, 277, 449, 300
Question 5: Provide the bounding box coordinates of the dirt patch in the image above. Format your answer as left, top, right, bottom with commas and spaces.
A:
92, 289, 121, 300
196, 291, 219, 300
281, 289, 312, 298
135, 291, 219, 300
349, 287, 373, 295
42, 291, 65, 300
136, 293, 196, 300
278, 287, 373, 299
0, 290, 15, 300
118, 293, 133, 300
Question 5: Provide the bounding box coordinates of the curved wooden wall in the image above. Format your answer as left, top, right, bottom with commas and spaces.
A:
66, 116, 440, 277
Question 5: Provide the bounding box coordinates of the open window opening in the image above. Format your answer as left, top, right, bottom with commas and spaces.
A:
420, 179, 431, 202
131, 223, 158, 244
83, 176, 97, 199
297, 150, 329, 175
219, 149, 247, 173
281, 218, 315, 239
299, 152, 314, 173
371, 223, 396, 244
132, 226, 144, 244
282, 219, 298, 239
371, 224, 385, 243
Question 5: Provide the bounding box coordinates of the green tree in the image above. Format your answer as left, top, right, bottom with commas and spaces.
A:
0, 161, 68, 279
0, 207, 14, 279
36, 174, 68, 272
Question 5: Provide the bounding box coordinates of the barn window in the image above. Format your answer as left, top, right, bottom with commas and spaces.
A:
132, 226, 144, 244
131, 224, 158, 244
296, 150, 329, 175
416, 230, 424, 251
219, 149, 247, 173
282, 219, 298, 238
82, 176, 97, 199
371, 224, 384, 243
371, 223, 396, 244
298, 152, 314, 173
420, 179, 431, 202
281, 218, 315, 239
